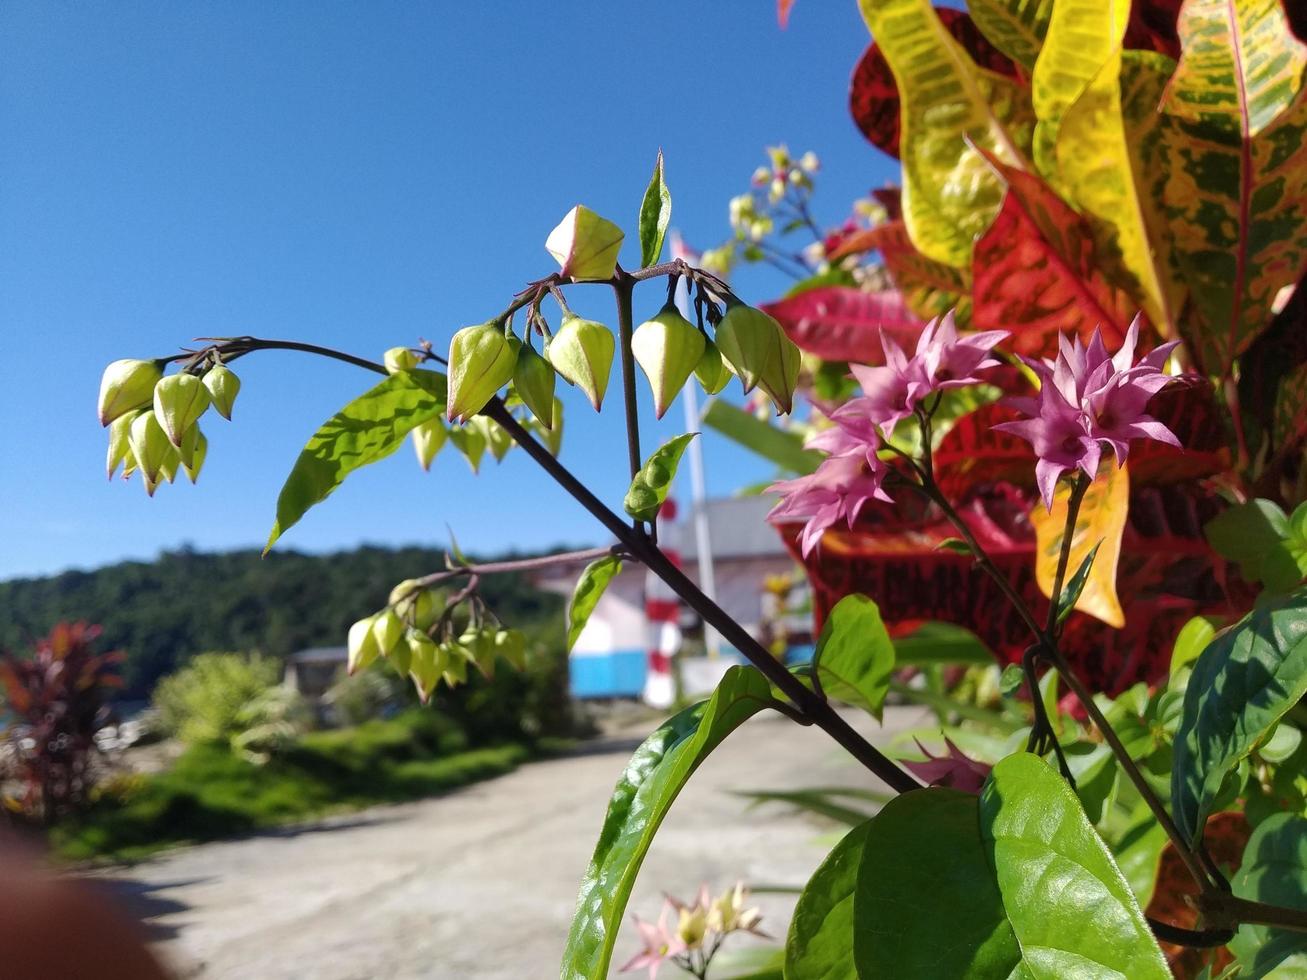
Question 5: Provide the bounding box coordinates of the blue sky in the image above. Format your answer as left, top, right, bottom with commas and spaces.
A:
0, 2, 897, 580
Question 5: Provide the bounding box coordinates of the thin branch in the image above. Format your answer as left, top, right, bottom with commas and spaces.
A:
1045, 473, 1090, 637
612, 270, 644, 490
408, 546, 625, 590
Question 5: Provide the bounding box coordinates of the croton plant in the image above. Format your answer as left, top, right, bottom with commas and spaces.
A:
94, 0, 1307, 976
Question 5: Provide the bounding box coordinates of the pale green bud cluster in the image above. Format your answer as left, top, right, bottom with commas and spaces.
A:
545, 205, 624, 281
548, 314, 614, 411
99, 357, 240, 495
631, 305, 705, 419
713, 302, 800, 414
446, 321, 517, 423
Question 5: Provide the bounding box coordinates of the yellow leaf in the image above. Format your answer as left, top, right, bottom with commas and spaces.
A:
1031, 461, 1129, 628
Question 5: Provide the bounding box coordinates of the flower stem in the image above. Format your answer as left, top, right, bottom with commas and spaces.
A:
612, 269, 643, 488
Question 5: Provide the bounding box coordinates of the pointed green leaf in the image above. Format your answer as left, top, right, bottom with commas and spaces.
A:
701, 398, 820, 475
560, 666, 773, 979
813, 594, 895, 720
623, 432, 696, 523
566, 555, 622, 653
787, 821, 871, 980
1229, 813, 1307, 978
1162, 0, 1307, 374
1056, 540, 1102, 624
856, 0, 1030, 268
1204, 498, 1307, 592
968, 0, 1052, 72
1172, 588, 1307, 846
637, 149, 672, 268
265, 370, 446, 552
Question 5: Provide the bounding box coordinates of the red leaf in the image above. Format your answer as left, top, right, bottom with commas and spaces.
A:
850, 9, 1018, 159
762, 286, 923, 364
777, 0, 795, 29
830, 220, 971, 324
933, 404, 1037, 499
972, 152, 1135, 354
1129, 376, 1231, 485
1124, 0, 1182, 58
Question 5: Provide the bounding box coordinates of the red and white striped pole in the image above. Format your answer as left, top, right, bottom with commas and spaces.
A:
642, 497, 682, 708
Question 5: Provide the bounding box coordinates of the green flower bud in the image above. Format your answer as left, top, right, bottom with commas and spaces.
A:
547, 314, 614, 411
439, 642, 470, 687
98, 359, 163, 427
389, 579, 437, 629
153, 373, 211, 447
203, 364, 241, 420
347, 614, 382, 675
714, 304, 800, 413
481, 417, 513, 462
406, 628, 441, 702
632, 304, 706, 419
176, 421, 202, 468
371, 608, 405, 659
756, 325, 801, 416
446, 322, 517, 422
182, 430, 208, 484
512, 343, 557, 429
493, 629, 527, 672
159, 444, 182, 484
458, 628, 498, 679
545, 205, 624, 280
106, 410, 142, 479
694, 340, 731, 395
411, 418, 447, 471
448, 421, 487, 473
384, 347, 419, 374
128, 410, 172, 496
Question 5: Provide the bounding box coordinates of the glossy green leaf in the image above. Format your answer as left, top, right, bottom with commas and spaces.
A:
981, 753, 1170, 979
265, 370, 447, 552
623, 432, 696, 523
701, 398, 821, 475
1112, 803, 1171, 908
1230, 814, 1307, 978
1172, 588, 1307, 845
637, 149, 672, 268
1056, 540, 1101, 625
856, 0, 1029, 268
1204, 498, 1307, 592
812, 594, 895, 720
1169, 615, 1223, 680
560, 666, 772, 980
566, 555, 622, 653
787, 821, 870, 980
1161, 0, 1307, 374
854, 788, 1022, 978
893, 622, 994, 666
968, 0, 1052, 72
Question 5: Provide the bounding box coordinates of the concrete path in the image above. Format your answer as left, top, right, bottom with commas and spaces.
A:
93, 706, 927, 979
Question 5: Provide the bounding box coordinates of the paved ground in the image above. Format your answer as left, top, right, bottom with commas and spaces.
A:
91, 706, 927, 979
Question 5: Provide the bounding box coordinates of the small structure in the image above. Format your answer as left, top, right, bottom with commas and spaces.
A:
283, 646, 348, 700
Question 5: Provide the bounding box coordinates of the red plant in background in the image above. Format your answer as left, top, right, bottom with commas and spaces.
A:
0, 622, 123, 822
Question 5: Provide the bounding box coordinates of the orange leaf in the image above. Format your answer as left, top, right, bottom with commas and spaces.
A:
1031, 460, 1129, 627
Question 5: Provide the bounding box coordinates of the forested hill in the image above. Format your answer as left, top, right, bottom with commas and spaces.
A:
0, 545, 570, 696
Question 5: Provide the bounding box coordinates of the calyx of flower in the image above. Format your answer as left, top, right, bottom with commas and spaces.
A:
694, 340, 731, 395
106, 409, 142, 479
714, 303, 799, 413
98, 359, 163, 427
203, 364, 241, 420
127, 410, 172, 496
547, 314, 614, 411
447, 322, 517, 422
406, 628, 441, 702
631, 304, 706, 419
182, 431, 208, 484
512, 343, 557, 429
411, 418, 447, 471
384, 347, 419, 374
545, 205, 624, 280
389, 579, 437, 629
371, 608, 405, 660
347, 614, 382, 674
152, 373, 211, 446
493, 629, 527, 671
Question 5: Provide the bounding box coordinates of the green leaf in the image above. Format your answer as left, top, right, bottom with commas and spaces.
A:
638, 149, 672, 269
856, 0, 1030, 268
969, 0, 1052, 72
1112, 803, 1171, 907
1204, 499, 1307, 592
734, 786, 886, 827
981, 753, 1170, 979
1230, 814, 1307, 978
787, 821, 870, 980
1169, 615, 1223, 680
893, 622, 994, 666
560, 666, 772, 979
566, 555, 622, 653
812, 594, 895, 720
265, 370, 447, 552
1056, 540, 1101, 624
1172, 588, 1307, 845
701, 399, 820, 475
693, 947, 785, 980
623, 432, 696, 522
854, 788, 1022, 978
999, 663, 1026, 698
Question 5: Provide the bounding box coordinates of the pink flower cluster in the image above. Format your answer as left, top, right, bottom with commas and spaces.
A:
769, 313, 1007, 556
996, 318, 1179, 509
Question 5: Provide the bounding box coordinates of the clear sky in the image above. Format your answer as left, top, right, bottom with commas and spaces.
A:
0, 2, 897, 581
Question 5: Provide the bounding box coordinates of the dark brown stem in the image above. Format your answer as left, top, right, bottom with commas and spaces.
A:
612, 270, 643, 488
409, 546, 623, 590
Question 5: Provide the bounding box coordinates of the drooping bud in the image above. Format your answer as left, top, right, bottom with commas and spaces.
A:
411, 418, 447, 471
384, 347, 419, 374
203, 364, 241, 420
406, 628, 441, 702
439, 642, 470, 687
106, 410, 142, 479
631, 304, 706, 419
446, 322, 517, 422
539, 398, 564, 456
371, 608, 405, 660
756, 323, 801, 416
127, 410, 172, 496
98, 359, 163, 426
714, 303, 800, 413
458, 628, 496, 679
182, 431, 208, 483
347, 614, 382, 674
159, 444, 182, 484
512, 343, 557, 429
448, 421, 487, 473
545, 205, 624, 280
389, 579, 437, 629
176, 421, 202, 468
494, 629, 527, 671
694, 340, 731, 395
547, 315, 614, 411
482, 418, 513, 462
152, 373, 211, 447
